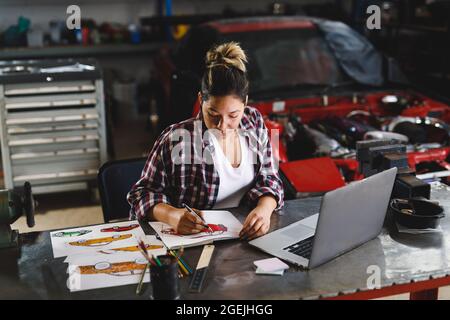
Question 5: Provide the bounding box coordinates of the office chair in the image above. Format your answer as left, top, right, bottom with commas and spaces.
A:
97, 157, 146, 222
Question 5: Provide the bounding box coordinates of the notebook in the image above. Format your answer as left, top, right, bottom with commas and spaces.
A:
148, 210, 243, 249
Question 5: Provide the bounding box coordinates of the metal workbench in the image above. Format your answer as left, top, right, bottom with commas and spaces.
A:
2, 184, 450, 300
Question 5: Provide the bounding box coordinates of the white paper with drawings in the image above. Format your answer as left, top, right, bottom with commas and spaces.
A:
50, 220, 147, 258
149, 210, 242, 249
63, 235, 166, 263
66, 252, 151, 292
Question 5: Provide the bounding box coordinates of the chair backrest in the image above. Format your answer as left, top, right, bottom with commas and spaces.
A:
98, 158, 146, 222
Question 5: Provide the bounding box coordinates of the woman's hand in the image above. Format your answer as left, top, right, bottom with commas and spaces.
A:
239, 206, 272, 240
152, 203, 206, 235
240, 196, 277, 240
169, 207, 206, 235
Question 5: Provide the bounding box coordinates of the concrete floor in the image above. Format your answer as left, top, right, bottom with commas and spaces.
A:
6, 106, 450, 300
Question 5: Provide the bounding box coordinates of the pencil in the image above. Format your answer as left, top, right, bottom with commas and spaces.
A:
169, 250, 189, 275
177, 247, 193, 274
137, 244, 157, 266
136, 237, 160, 266
136, 263, 149, 295
170, 249, 193, 274
153, 255, 163, 267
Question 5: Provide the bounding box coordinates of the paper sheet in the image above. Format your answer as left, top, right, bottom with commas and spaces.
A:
66, 251, 151, 292
149, 210, 242, 249
50, 220, 147, 258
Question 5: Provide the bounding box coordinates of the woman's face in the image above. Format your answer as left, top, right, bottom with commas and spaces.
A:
201, 94, 246, 136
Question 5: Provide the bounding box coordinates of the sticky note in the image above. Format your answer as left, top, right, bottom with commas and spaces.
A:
254, 257, 289, 272
255, 267, 284, 276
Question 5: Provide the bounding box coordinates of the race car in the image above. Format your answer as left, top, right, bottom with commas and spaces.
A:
77, 258, 148, 276
68, 234, 132, 247
52, 230, 92, 237
161, 223, 227, 237
100, 224, 140, 232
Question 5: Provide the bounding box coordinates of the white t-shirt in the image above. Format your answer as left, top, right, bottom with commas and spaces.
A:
210, 132, 255, 209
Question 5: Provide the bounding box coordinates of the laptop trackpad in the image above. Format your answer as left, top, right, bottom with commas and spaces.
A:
281, 223, 315, 240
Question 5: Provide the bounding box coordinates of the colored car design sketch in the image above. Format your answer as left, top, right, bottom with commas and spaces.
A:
52, 230, 92, 237
68, 234, 132, 247
77, 258, 149, 276
100, 224, 140, 232
161, 223, 228, 238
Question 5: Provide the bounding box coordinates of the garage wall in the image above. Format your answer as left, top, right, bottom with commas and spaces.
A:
0, 0, 339, 117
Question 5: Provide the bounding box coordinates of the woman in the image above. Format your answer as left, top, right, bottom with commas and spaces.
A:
127, 42, 284, 240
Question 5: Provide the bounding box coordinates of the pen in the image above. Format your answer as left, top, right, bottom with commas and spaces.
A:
182, 203, 213, 233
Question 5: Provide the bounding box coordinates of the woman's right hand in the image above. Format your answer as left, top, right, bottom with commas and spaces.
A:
168, 207, 206, 235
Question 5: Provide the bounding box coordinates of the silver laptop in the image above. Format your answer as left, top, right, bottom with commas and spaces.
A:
249, 167, 397, 269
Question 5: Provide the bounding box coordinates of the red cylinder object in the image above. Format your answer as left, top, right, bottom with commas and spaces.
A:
82, 27, 90, 45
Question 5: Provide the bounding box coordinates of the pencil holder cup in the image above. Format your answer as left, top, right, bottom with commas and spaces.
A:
150, 255, 180, 300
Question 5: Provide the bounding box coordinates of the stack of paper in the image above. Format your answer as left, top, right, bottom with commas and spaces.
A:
254, 258, 289, 276
50, 220, 166, 292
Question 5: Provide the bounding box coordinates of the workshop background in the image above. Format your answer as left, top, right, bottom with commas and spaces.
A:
1, 0, 450, 299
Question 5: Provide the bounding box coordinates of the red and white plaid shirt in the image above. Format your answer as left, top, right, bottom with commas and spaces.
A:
127, 106, 284, 219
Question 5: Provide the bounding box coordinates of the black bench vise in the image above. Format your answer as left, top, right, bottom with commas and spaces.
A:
0, 182, 35, 249
356, 140, 430, 199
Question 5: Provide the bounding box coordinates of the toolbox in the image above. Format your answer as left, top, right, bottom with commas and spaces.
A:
0, 59, 107, 194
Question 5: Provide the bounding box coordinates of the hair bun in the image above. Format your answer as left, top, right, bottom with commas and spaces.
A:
206, 42, 247, 73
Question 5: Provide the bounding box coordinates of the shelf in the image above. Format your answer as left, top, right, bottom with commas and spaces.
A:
0, 43, 165, 60
382, 22, 449, 33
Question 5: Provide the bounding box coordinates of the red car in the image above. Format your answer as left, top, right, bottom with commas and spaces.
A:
161, 223, 227, 237
150, 16, 450, 196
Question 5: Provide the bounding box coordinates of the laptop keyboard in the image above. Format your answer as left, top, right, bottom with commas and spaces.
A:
283, 236, 315, 259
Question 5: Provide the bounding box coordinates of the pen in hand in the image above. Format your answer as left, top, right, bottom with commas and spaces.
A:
182, 203, 213, 233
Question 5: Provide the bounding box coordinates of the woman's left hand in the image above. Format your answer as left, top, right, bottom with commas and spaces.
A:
239, 206, 272, 241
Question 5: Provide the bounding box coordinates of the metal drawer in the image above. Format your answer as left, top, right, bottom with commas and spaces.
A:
8, 128, 99, 144
11, 147, 99, 165
7, 120, 99, 134
12, 157, 100, 176
4, 92, 97, 111
4, 80, 96, 97
9, 138, 99, 154
13, 169, 98, 187
5, 108, 99, 124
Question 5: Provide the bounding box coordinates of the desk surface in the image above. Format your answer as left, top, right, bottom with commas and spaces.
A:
2, 184, 450, 300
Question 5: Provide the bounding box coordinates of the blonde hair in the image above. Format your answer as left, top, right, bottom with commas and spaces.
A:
201, 42, 249, 101
206, 42, 247, 73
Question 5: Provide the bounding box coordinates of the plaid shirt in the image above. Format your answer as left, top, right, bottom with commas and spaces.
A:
127, 106, 284, 219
